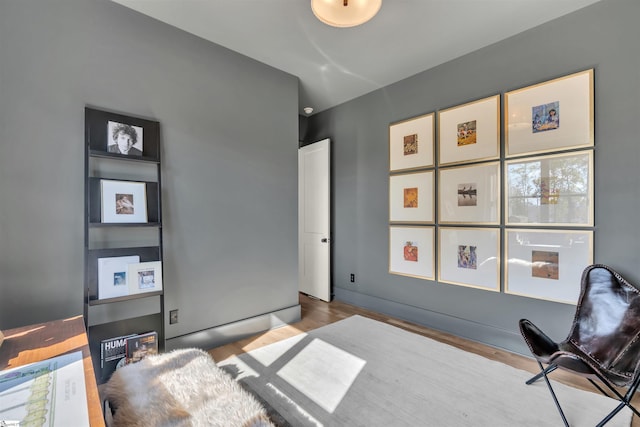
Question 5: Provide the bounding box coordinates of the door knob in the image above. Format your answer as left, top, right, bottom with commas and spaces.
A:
321, 238, 330, 243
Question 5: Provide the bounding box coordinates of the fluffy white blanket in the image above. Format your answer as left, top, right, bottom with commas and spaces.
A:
103, 348, 274, 427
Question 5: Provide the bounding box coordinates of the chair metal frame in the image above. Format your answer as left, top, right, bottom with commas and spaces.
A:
520, 264, 640, 427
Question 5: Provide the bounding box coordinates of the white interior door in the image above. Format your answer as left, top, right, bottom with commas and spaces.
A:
298, 138, 331, 301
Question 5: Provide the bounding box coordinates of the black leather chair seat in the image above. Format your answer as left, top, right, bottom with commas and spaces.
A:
519, 264, 640, 426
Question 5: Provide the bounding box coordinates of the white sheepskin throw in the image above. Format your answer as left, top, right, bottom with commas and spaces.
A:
103, 348, 274, 427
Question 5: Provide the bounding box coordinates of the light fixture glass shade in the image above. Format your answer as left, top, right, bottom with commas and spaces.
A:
311, 0, 382, 28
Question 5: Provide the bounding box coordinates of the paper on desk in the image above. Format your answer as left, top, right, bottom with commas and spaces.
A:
0, 351, 89, 427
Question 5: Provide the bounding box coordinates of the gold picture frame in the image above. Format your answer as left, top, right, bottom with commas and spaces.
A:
437, 95, 500, 166
389, 225, 435, 280
438, 227, 500, 292
389, 170, 435, 224
505, 69, 594, 157
389, 112, 434, 172
504, 229, 593, 304
505, 150, 593, 226
438, 162, 501, 225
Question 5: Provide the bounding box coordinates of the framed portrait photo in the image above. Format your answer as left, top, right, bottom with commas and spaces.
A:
107, 120, 143, 156
505, 150, 593, 226
438, 162, 500, 225
505, 69, 594, 157
389, 113, 434, 172
437, 95, 500, 166
505, 229, 593, 304
389, 171, 434, 224
127, 261, 163, 295
389, 226, 434, 280
85, 107, 160, 160
438, 227, 500, 292
100, 179, 148, 224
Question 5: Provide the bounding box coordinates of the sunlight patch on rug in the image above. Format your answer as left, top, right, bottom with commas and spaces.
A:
277, 338, 366, 413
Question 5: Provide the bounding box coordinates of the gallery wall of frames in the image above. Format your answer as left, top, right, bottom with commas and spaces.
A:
388, 69, 594, 305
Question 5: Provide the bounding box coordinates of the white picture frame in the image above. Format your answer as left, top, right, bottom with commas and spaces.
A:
439, 162, 500, 224
101, 179, 148, 224
128, 261, 163, 295
389, 171, 434, 224
505, 229, 593, 304
505, 150, 593, 226
389, 113, 434, 172
97, 255, 140, 300
437, 95, 500, 166
505, 69, 594, 157
438, 227, 500, 292
389, 226, 434, 280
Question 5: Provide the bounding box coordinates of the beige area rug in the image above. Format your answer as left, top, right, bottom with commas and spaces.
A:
218, 315, 633, 427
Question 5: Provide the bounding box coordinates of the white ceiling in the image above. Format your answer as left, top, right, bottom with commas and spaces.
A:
112, 0, 601, 116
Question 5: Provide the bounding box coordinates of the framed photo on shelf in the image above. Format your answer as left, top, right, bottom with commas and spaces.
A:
127, 261, 163, 295
438, 227, 500, 292
505, 69, 594, 157
437, 95, 500, 166
389, 112, 434, 172
97, 255, 140, 300
85, 107, 160, 160
505, 150, 593, 226
101, 179, 148, 224
389, 226, 434, 280
505, 229, 593, 304
107, 120, 143, 156
389, 171, 434, 224
439, 162, 500, 224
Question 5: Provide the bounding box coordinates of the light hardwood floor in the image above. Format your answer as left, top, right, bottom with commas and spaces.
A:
209, 293, 639, 426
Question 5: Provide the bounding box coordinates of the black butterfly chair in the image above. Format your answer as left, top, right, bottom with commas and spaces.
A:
520, 264, 640, 427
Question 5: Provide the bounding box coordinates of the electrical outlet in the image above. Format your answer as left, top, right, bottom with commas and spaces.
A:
170, 309, 179, 324
350, 273, 355, 283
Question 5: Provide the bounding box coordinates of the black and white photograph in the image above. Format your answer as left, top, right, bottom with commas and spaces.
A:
457, 183, 477, 207
107, 120, 143, 156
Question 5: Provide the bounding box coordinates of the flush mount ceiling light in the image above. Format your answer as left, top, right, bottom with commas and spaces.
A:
311, 0, 382, 28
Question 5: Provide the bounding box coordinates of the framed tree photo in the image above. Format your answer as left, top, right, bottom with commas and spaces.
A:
389, 171, 434, 224
439, 162, 500, 225
100, 179, 148, 224
389, 112, 434, 172
438, 227, 500, 292
505, 150, 593, 226
437, 95, 500, 166
505, 69, 594, 157
505, 229, 593, 304
389, 226, 434, 280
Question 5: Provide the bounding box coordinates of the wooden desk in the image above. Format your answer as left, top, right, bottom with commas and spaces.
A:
0, 315, 105, 426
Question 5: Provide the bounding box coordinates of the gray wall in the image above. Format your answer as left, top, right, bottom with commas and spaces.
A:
303, 0, 640, 355
0, 0, 300, 341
